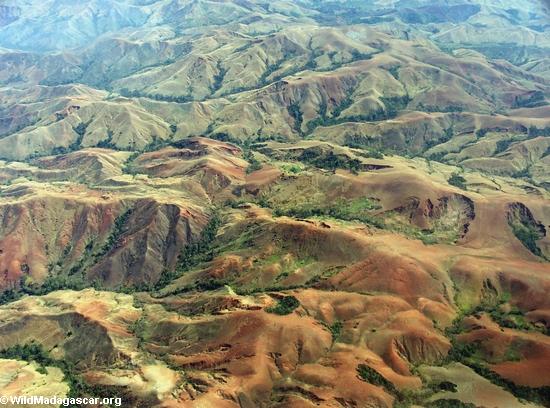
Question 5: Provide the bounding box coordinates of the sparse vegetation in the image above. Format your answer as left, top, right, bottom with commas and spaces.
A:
508, 203, 546, 259
271, 197, 385, 229
243, 149, 262, 174
0, 342, 124, 400
155, 211, 222, 290
94, 208, 133, 260
444, 302, 550, 406
288, 103, 304, 135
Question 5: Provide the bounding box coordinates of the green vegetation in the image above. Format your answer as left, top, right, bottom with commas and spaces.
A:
357, 364, 397, 393
358, 363, 475, 407
271, 196, 385, 229
0, 343, 54, 372
0, 343, 123, 400
96, 130, 116, 149
427, 400, 476, 408
329, 321, 343, 342
513, 91, 547, 109
475, 128, 489, 138
243, 149, 262, 174
94, 208, 133, 260
494, 138, 515, 155
129, 317, 148, 348
443, 302, 550, 406
509, 221, 544, 258
211, 61, 227, 94
0, 274, 91, 306
305, 94, 410, 134
119, 88, 193, 104
299, 150, 363, 174
70, 122, 89, 151
280, 163, 303, 174
155, 211, 222, 290
288, 103, 304, 135
507, 205, 546, 259
528, 126, 550, 138
480, 300, 541, 333
267, 194, 459, 246
266, 295, 300, 315
425, 127, 454, 149
207, 131, 241, 145
448, 173, 467, 190
417, 103, 464, 113
123, 152, 141, 175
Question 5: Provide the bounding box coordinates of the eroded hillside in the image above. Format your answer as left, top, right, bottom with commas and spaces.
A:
0, 0, 549, 407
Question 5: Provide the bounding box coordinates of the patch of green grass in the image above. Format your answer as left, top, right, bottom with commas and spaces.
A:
383, 215, 456, 245
271, 197, 385, 229
280, 164, 303, 174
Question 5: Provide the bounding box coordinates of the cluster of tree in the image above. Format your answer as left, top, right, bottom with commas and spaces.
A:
444, 307, 550, 406
118, 88, 193, 104
509, 219, 545, 258
513, 91, 547, 109
154, 211, 222, 290
211, 61, 227, 94
425, 126, 454, 150
272, 199, 385, 229
0, 274, 90, 306
265, 296, 300, 315
299, 150, 363, 174
528, 126, 550, 138
448, 173, 467, 190
0, 342, 127, 401
417, 103, 464, 113
306, 95, 410, 135
243, 149, 262, 174
287, 103, 304, 135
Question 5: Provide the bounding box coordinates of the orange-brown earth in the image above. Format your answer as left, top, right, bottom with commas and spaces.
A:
0, 1, 549, 407
1, 137, 548, 407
